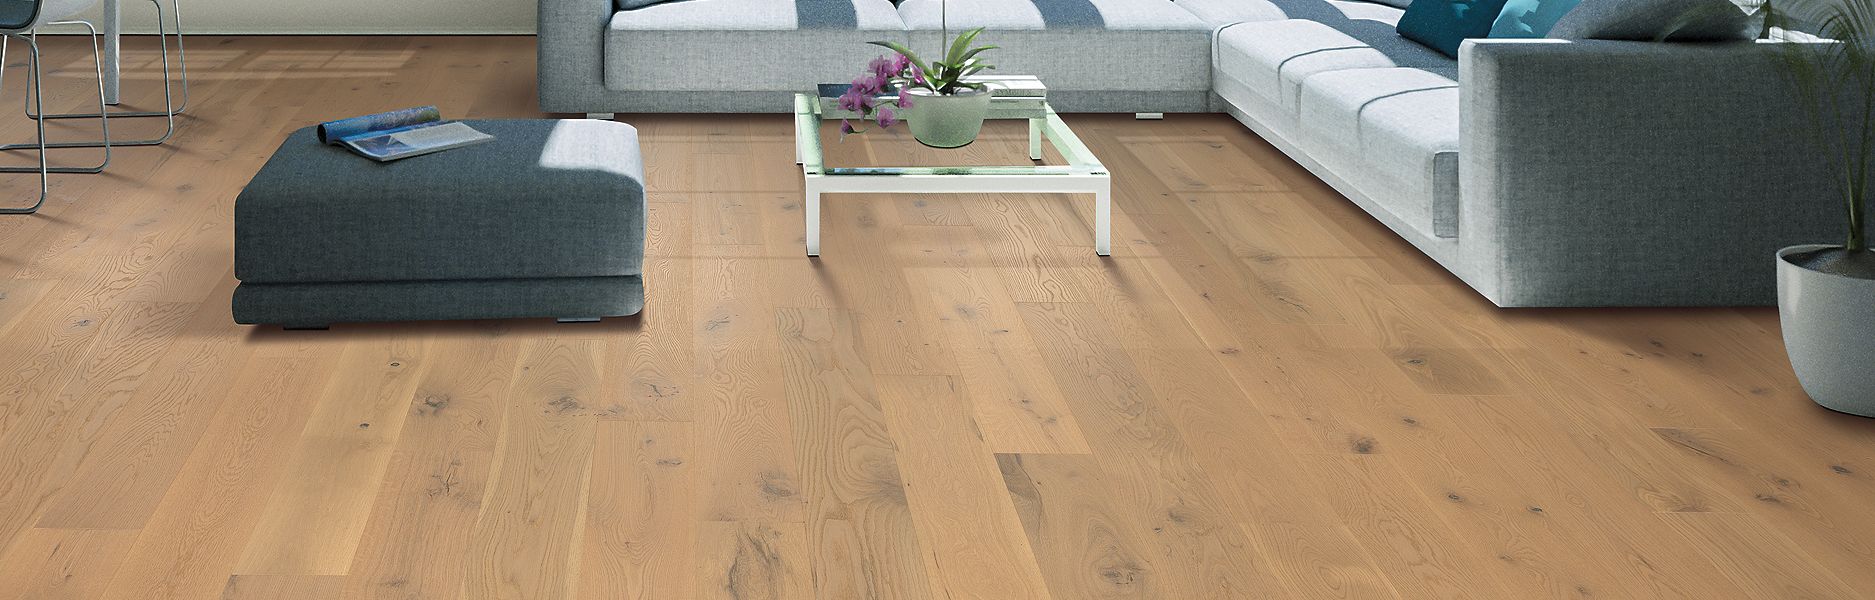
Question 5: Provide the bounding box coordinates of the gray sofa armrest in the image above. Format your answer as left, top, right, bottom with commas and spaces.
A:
538, 0, 614, 113
1458, 38, 1853, 306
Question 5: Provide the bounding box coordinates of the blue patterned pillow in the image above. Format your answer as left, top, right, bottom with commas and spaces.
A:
1397, 0, 1515, 57
1490, 0, 1583, 37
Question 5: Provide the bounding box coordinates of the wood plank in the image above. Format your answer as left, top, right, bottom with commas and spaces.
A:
599, 201, 695, 422
1647, 426, 1875, 593
221, 575, 344, 600
0, 528, 140, 600
875, 375, 1054, 600
1432, 395, 1748, 600
339, 334, 519, 599
1661, 512, 1866, 600
98, 355, 341, 600
1298, 454, 1517, 599
0, 279, 53, 338
37, 293, 255, 529
0, 301, 196, 551
774, 308, 933, 600
580, 421, 700, 600
1016, 301, 1286, 598
1125, 350, 1401, 600
694, 521, 812, 600
462, 338, 604, 600
692, 257, 807, 522
899, 225, 1090, 455
1000, 453, 1272, 599
236, 339, 430, 575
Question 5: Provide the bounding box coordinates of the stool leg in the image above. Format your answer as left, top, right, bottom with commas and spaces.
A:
12, 0, 176, 148
0, 34, 49, 215
0, 29, 111, 175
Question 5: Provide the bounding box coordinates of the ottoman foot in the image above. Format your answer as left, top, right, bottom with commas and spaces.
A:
557, 317, 603, 324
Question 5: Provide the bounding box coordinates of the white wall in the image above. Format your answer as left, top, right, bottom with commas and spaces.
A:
75, 0, 538, 34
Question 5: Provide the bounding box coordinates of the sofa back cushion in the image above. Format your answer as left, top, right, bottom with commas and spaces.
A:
1396, 0, 1512, 56
1547, 0, 1760, 41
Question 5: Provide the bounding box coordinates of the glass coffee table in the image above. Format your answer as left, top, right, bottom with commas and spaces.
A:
792, 91, 1112, 257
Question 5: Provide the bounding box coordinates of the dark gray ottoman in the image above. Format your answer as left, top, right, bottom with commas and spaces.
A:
233, 119, 645, 328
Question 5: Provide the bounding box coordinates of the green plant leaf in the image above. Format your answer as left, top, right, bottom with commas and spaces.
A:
947, 28, 984, 64
955, 45, 998, 63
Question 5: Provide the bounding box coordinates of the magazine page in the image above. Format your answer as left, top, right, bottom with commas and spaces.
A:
317, 106, 443, 145
339, 121, 494, 162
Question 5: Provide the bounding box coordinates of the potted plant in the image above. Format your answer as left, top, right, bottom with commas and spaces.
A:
1762, 0, 1875, 416
836, 14, 998, 148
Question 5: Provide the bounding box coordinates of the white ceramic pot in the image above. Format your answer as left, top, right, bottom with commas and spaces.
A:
1777, 244, 1875, 417
902, 87, 991, 149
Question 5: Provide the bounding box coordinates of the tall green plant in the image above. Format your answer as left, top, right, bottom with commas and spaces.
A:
869, 27, 998, 95
1755, 0, 1875, 252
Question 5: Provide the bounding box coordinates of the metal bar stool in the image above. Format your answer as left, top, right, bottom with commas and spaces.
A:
0, 0, 112, 215
13, 0, 183, 148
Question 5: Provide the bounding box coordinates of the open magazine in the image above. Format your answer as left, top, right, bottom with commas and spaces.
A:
316, 106, 494, 162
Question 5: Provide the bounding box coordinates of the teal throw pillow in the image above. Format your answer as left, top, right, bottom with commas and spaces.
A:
1490, 0, 1585, 37
1398, 0, 1516, 57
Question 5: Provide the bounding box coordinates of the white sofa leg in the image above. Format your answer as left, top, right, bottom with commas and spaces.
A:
586, 113, 615, 120
1134, 112, 1164, 120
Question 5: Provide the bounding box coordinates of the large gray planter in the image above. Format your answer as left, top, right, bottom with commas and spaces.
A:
1777, 244, 1875, 417
903, 87, 991, 149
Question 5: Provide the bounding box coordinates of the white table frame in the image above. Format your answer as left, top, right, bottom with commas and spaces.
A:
793, 93, 1111, 257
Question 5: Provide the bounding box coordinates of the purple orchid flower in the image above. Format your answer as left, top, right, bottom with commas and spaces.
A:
876, 107, 897, 128
837, 89, 863, 112
853, 74, 885, 97
869, 56, 895, 79
839, 119, 857, 138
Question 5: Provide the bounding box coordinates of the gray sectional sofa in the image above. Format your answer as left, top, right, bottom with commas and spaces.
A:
540, 0, 1857, 307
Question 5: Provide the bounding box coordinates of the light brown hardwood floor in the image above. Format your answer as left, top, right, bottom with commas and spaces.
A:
2, 36, 1872, 600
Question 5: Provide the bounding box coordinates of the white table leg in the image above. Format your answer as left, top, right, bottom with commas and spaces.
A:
103, 0, 120, 105
1028, 117, 1042, 161
805, 178, 822, 257
1095, 183, 1112, 257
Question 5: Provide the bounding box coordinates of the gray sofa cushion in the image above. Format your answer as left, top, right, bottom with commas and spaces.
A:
614, 0, 906, 29
899, 0, 1204, 29
616, 0, 670, 10
1174, 0, 1289, 27
1176, 0, 1409, 28
606, 0, 910, 91
235, 119, 646, 284
898, 0, 1214, 93
1548, 0, 1760, 41
1298, 66, 1460, 238
1215, 18, 1453, 119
